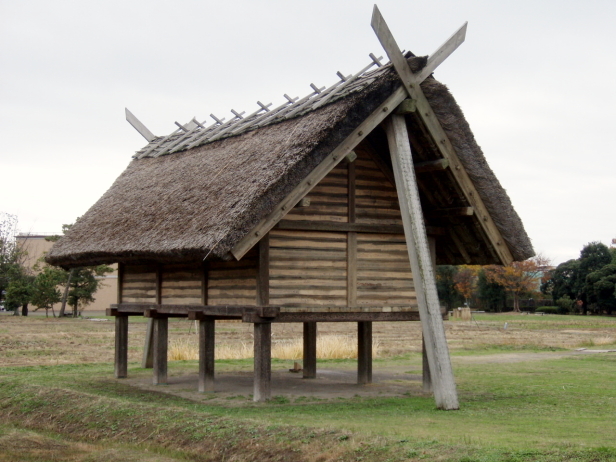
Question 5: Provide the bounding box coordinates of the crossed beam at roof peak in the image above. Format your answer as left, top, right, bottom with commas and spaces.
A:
371, 4, 467, 99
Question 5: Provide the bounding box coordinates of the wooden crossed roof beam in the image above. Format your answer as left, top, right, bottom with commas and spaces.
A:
371, 6, 514, 265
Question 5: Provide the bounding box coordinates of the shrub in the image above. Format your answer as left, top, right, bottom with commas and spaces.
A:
555, 295, 575, 314
541, 306, 558, 315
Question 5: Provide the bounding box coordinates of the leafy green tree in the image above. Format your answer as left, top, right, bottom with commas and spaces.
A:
64, 265, 113, 317
5, 275, 34, 315
544, 259, 580, 305
436, 265, 463, 310
585, 264, 616, 315
1, 213, 32, 314
31, 266, 66, 317
577, 242, 612, 313
477, 268, 506, 312
47, 221, 113, 317
545, 242, 614, 314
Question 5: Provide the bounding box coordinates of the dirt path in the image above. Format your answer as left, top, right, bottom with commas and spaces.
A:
452, 350, 579, 364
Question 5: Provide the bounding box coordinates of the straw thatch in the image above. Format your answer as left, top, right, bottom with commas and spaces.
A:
46, 57, 533, 268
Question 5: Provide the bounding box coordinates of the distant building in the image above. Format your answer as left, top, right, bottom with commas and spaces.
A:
16, 234, 117, 313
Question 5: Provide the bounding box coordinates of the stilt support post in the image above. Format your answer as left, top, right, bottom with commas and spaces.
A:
303, 322, 317, 379
357, 321, 372, 385
199, 318, 215, 392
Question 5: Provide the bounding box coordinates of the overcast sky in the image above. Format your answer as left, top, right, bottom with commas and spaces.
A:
1, 0, 614, 265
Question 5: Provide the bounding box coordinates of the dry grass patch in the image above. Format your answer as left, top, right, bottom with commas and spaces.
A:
168, 335, 381, 361
2, 313, 616, 368
168, 339, 253, 361
577, 335, 616, 348
272, 335, 380, 359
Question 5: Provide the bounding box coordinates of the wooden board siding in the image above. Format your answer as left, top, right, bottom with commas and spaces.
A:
354, 150, 403, 226
161, 263, 203, 305
283, 163, 348, 223
269, 229, 348, 307
208, 248, 258, 306
356, 233, 417, 307
121, 264, 157, 303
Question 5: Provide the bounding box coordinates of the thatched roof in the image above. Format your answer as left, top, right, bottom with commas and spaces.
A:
46, 56, 533, 268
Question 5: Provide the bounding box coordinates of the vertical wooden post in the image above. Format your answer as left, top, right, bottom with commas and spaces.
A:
255, 233, 271, 401
385, 115, 459, 410
199, 317, 215, 392
253, 321, 271, 402
257, 234, 270, 307
141, 319, 154, 368
152, 317, 168, 385
117, 263, 124, 304
357, 321, 372, 385
142, 264, 161, 369
347, 233, 357, 306
303, 322, 317, 379
114, 315, 128, 379
201, 261, 209, 305
347, 159, 357, 308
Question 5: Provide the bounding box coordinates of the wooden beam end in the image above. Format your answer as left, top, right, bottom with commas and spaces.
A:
395, 99, 417, 114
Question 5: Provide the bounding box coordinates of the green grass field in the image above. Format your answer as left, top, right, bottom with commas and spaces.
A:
1, 314, 615, 461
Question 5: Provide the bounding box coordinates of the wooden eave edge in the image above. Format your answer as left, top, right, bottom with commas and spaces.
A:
371, 5, 514, 265
231, 85, 408, 260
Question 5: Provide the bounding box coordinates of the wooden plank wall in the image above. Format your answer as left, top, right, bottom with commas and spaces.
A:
353, 151, 416, 307
161, 263, 202, 305
354, 150, 403, 225
118, 149, 418, 311
208, 248, 258, 306
269, 229, 348, 307
121, 264, 157, 303
268, 152, 417, 311
357, 233, 417, 307
283, 163, 348, 222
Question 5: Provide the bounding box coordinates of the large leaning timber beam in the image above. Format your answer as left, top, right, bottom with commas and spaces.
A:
371, 5, 513, 265
385, 114, 459, 410
373, 6, 460, 410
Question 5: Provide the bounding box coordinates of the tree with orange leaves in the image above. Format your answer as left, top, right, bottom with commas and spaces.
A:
484, 256, 550, 312
453, 265, 479, 307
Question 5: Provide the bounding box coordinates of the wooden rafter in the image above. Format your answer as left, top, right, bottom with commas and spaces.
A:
125, 108, 156, 142
371, 5, 513, 265
231, 86, 407, 260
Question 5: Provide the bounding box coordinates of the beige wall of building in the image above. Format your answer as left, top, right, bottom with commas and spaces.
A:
16, 235, 117, 313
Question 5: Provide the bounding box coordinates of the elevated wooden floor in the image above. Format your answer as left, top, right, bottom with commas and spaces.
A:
108, 303, 440, 401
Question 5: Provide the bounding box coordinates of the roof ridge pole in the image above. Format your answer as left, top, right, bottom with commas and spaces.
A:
385, 115, 459, 410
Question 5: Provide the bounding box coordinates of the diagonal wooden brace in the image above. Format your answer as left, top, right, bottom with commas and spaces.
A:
385, 114, 459, 410
371, 5, 513, 265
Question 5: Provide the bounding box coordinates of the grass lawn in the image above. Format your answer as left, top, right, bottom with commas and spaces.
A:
1, 314, 615, 461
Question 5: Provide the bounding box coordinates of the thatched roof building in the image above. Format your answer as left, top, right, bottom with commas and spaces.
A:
46, 55, 533, 269
44, 46, 534, 406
